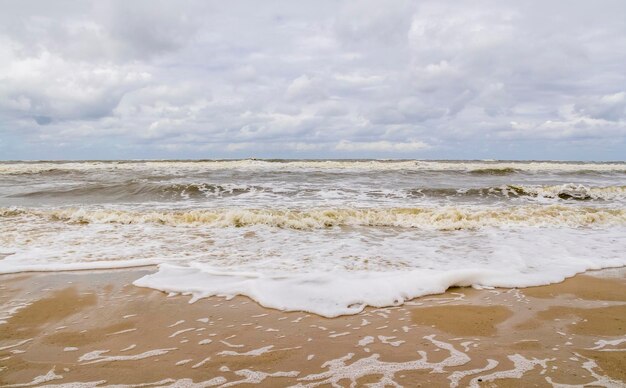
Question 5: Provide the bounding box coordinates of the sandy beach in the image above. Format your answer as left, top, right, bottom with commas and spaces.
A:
1, 267, 624, 387
3, 0, 626, 383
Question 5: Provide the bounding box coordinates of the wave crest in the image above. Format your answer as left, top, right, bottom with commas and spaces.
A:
9, 182, 626, 203
469, 167, 520, 175
12, 182, 262, 201
2, 206, 624, 230
2, 160, 625, 175
502, 184, 626, 201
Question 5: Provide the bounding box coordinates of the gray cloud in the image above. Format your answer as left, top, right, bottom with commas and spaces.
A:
0, 0, 625, 160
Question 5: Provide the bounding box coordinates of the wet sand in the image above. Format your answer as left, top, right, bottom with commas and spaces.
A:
1, 268, 625, 387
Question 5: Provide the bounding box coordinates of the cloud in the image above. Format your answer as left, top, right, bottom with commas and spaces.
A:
286, 75, 326, 102
336, 140, 429, 152
574, 92, 626, 122
0, 49, 151, 124
0, 0, 625, 160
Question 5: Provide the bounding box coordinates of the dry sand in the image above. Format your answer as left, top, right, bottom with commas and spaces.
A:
1, 268, 625, 387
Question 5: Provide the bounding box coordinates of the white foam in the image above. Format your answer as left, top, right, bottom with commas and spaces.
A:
358, 336, 374, 347
3, 368, 62, 387
38, 382, 106, 388
220, 340, 244, 348
296, 335, 469, 386
2, 160, 624, 175
506, 184, 626, 201
169, 328, 194, 338
448, 359, 499, 388
191, 356, 212, 369
78, 348, 177, 364
2, 205, 624, 283
0, 339, 32, 351
0, 301, 32, 325
587, 337, 626, 351
221, 369, 299, 387
107, 328, 137, 336
468, 354, 552, 387
4, 205, 624, 229
159, 377, 227, 387
0, 258, 158, 275
378, 336, 405, 347
558, 354, 623, 387
133, 238, 626, 317
218, 345, 274, 357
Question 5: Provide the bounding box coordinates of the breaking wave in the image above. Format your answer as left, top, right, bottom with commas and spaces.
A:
1, 160, 625, 175
423, 184, 626, 201
2, 205, 624, 230
9, 182, 626, 203
11, 182, 266, 201
468, 167, 520, 175
498, 184, 626, 201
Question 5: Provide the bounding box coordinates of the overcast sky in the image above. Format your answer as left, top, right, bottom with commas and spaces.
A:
1, 0, 625, 160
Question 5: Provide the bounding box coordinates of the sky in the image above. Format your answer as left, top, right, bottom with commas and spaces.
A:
1, 0, 625, 161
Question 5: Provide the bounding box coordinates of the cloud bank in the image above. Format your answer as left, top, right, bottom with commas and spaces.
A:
1, 0, 625, 160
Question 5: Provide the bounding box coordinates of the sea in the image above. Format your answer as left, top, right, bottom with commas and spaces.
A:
1, 160, 625, 317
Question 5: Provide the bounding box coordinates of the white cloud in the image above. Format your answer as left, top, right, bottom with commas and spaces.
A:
286, 75, 326, 102
0, 0, 625, 160
336, 140, 429, 153
0, 48, 151, 125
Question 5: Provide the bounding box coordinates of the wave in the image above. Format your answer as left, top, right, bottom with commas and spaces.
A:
468, 167, 520, 175
10, 182, 626, 202
10, 182, 265, 201
1, 160, 625, 175
413, 184, 626, 201
2, 205, 624, 230
134, 257, 626, 317
500, 184, 626, 201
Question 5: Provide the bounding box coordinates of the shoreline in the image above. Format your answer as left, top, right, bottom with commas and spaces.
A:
1, 267, 625, 386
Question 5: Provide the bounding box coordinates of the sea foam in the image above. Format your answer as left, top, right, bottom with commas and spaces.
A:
2, 205, 625, 229
133, 243, 626, 318
1, 160, 624, 317
1, 159, 625, 175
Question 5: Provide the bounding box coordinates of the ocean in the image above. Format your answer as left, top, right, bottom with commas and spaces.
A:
1, 160, 625, 317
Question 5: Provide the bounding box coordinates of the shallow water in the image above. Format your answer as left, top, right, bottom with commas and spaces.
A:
1, 160, 625, 316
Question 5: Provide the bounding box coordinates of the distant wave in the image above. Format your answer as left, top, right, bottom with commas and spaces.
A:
468, 167, 520, 175
2, 205, 624, 230
1, 160, 625, 175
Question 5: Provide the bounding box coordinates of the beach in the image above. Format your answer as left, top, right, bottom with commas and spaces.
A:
3, 0, 626, 383
1, 267, 625, 387
1, 159, 625, 386
3, 0, 626, 384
